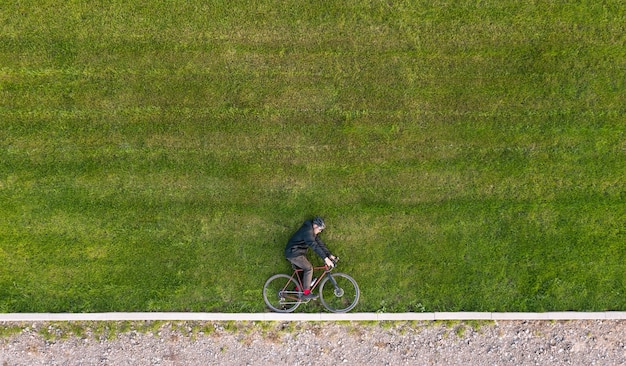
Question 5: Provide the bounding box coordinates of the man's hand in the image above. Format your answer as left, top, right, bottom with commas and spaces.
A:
324, 257, 335, 269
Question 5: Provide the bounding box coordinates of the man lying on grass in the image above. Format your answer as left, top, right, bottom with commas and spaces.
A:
285, 217, 337, 300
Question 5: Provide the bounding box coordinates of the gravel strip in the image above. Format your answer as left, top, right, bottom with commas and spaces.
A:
1, 320, 625, 365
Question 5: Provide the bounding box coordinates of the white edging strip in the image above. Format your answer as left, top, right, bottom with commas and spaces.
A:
0, 312, 625, 322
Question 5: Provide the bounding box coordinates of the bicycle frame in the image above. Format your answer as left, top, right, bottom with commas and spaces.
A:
282, 265, 335, 303
292, 265, 331, 292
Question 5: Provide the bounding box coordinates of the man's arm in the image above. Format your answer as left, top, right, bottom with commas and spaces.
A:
315, 237, 332, 258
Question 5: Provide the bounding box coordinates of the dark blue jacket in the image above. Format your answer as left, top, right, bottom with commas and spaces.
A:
285, 220, 331, 259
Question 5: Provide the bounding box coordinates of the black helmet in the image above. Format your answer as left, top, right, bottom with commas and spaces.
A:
312, 216, 326, 231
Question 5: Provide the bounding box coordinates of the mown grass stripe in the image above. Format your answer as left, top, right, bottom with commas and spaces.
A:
1, 0, 624, 313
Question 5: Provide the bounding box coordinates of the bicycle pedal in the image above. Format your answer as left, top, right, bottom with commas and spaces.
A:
299, 293, 319, 301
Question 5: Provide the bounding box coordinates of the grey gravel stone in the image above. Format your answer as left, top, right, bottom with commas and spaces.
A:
1, 320, 625, 365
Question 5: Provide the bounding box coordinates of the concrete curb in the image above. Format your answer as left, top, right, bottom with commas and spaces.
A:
0, 312, 625, 322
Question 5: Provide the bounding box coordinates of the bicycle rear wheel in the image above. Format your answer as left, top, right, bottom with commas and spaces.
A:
319, 273, 360, 313
263, 274, 301, 313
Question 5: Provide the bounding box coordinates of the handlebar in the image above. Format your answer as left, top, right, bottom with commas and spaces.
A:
325, 257, 339, 271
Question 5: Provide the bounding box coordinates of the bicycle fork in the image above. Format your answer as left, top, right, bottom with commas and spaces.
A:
325, 272, 345, 297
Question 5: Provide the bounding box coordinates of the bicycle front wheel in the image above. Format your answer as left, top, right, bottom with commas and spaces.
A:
319, 273, 360, 313
263, 274, 301, 313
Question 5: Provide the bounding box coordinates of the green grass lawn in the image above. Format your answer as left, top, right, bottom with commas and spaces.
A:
1, 0, 624, 313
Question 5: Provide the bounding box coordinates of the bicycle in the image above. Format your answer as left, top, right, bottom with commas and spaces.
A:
263, 258, 360, 313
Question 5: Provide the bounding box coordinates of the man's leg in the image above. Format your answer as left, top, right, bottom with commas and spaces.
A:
288, 256, 313, 292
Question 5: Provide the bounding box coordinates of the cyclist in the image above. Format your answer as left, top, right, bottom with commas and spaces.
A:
285, 216, 336, 300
